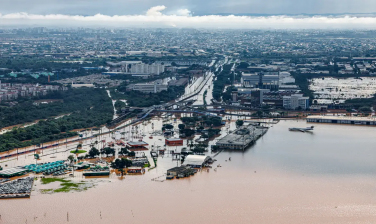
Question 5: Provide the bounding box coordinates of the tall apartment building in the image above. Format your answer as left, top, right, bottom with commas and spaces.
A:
130, 63, 165, 75
283, 94, 310, 110
241, 73, 279, 90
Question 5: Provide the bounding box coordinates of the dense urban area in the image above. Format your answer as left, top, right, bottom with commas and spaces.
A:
1, 28, 376, 223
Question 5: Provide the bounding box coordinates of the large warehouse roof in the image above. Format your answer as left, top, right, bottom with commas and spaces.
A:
184, 155, 211, 167
0, 167, 27, 177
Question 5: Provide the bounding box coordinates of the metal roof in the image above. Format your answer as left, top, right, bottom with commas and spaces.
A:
0, 167, 27, 175
127, 141, 148, 146
167, 165, 190, 173
166, 138, 183, 141
307, 115, 376, 122
184, 155, 211, 166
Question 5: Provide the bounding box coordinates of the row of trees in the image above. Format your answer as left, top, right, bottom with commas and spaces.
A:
88, 147, 136, 158
181, 115, 223, 127
222, 86, 238, 102
114, 100, 127, 115
0, 88, 114, 152
0, 57, 106, 71
212, 64, 234, 101
0, 88, 112, 129
178, 119, 221, 138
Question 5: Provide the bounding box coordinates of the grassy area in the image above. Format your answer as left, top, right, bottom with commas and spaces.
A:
40, 189, 53, 193
40, 178, 90, 193
148, 167, 156, 171
54, 182, 82, 193
70, 150, 87, 154
41, 178, 69, 185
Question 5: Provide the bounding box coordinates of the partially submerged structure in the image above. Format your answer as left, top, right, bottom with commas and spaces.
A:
127, 141, 149, 150
184, 155, 211, 168
167, 165, 196, 179
215, 125, 268, 150
165, 138, 183, 146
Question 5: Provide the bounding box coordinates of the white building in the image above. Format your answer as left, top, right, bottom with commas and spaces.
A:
241, 73, 259, 87
283, 94, 310, 110
132, 79, 168, 93
184, 155, 211, 168
279, 72, 296, 84
108, 61, 164, 75
130, 63, 165, 75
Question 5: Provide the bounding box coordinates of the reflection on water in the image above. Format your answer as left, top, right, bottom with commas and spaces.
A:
2, 120, 376, 223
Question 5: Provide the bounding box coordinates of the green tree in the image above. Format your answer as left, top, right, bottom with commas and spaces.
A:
359, 106, 371, 113
102, 147, 115, 157
111, 158, 133, 169
178, 124, 185, 130
119, 147, 129, 155
164, 124, 174, 130
89, 147, 100, 158
236, 120, 244, 127
68, 155, 75, 164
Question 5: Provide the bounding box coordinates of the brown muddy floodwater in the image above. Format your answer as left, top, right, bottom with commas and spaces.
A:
2, 119, 376, 224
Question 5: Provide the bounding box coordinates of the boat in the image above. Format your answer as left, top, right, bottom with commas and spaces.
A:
288, 126, 314, 132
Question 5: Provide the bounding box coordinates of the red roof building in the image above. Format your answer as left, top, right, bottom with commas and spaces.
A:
165, 138, 183, 146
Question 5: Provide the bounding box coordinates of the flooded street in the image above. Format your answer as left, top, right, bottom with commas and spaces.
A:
192, 74, 214, 106
2, 119, 376, 223
177, 72, 213, 102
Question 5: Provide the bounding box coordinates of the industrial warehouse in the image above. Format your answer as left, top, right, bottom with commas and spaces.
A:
306, 115, 376, 126
215, 125, 269, 150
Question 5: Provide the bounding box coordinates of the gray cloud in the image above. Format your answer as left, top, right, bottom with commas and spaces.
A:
1, 0, 376, 15
1, 6, 376, 29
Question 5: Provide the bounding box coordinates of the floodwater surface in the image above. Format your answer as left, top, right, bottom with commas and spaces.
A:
2, 120, 376, 223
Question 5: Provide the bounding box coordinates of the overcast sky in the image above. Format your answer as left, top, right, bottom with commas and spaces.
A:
1, 1, 376, 29
1, 0, 376, 15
